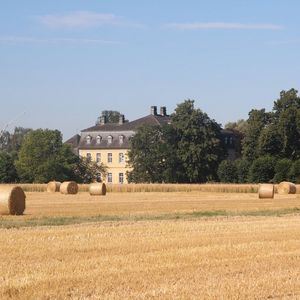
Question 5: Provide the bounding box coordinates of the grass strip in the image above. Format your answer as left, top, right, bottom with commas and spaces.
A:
1, 207, 300, 229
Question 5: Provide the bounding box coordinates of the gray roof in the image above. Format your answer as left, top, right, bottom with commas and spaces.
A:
74, 114, 171, 150
81, 114, 171, 132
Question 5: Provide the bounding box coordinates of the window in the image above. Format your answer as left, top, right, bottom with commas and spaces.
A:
96, 153, 101, 163
229, 137, 233, 145
119, 135, 124, 144
86, 153, 92, 162
119, 153, 125, 163
119, 173, 124, 184
224, 137, 228, 145
96, 135, 102, 144
108, 153, 112, 163
86, 135, 91, 144
107, 173, 112, 183
108, 135, 113, 144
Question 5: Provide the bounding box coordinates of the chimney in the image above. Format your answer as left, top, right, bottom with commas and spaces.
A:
160, 106, 167, 116
119, 114, 125, 125
150, 106, 157, 116
100, 115, 107, 125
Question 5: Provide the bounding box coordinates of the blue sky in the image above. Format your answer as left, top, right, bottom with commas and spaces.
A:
1, 0, 300, 139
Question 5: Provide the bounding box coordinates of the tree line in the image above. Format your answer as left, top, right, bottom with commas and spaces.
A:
0, 128, 106, 183
127, 88, 300, 184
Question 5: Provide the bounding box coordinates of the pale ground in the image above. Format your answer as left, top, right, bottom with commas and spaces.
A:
6, 191, 300, 218
1, 216, 300, 299
1, 192, 300, 299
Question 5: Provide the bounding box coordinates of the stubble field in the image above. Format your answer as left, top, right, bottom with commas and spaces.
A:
1, 191, 300, 299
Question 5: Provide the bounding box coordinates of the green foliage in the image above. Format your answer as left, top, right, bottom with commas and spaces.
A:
128, 100, 225, 183
224, 119, 248, 135
235, 159, 251, 183
217, 160, 238, 183
258, 124, 283, 157
127, 125, 179, 183
289, 160, 300, 183
274, 158, 293, 183
242, 109, 270, 161
248, 156, 276, 183
100, 110, 127, 123
15, 129, 107, 183
171, 100, 225, 183
0, 151, 18, 183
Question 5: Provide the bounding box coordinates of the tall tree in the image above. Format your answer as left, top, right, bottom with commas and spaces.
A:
0, 151, 18, 183
242, 109, 270, 161
127, 125, 180, 183
171, 100, 225, 183
15, 129, 106, 183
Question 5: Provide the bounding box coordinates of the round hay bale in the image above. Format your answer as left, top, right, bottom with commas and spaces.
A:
0, 186, 26, 215
277, 181, 297, 195
60, 181, 78, 195
258, 184, 274, 199
47, 181, 61, 193
89, 183, 107, 196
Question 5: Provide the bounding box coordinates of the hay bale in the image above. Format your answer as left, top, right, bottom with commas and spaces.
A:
0, 186, 26, 215
258, 184, 274, 199
60, 181, 78, 195
277, 181, 297, 195
89, 183, 107, 196
47, 181, 61, 193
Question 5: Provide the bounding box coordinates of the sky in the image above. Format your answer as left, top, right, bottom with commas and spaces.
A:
1, 0, 300, 139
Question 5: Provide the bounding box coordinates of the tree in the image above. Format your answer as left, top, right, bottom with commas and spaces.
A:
289, 160, 300, 183
258, 124, 282, 157
235, 159, 251, 183
0, 151, 18, 183
0, 127, 31, 152
15, 129, 107, 183
225, 119, 248, 135
242, 109, 270, 161
127, 125, 180, 183
171, 100, 225, 183
248, 156, 276, 183
217, 160, 238, 183
274, 158, 292, 183
100, 111, 127, 123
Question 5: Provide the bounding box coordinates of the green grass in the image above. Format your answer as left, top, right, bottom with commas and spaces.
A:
1, 207, 300, 229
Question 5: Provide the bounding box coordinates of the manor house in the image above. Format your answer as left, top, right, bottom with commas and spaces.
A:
66, 106, 240, 184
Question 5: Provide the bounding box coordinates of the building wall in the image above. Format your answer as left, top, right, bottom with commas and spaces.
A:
79, 149, 130, 184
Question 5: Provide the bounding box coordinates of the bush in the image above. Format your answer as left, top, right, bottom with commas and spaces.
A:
248, 156, 276, 183
274, 158, 293, 183
217, 160, 238, 183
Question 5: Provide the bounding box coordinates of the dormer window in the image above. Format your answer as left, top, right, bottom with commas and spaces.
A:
86, 135, 91, 144
119, 135, 124, 144
107, 135, 113, 144
96, 135, 102, 144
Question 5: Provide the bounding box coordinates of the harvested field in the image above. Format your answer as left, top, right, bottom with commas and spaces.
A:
1, 215, 300, 299
1, 191, 299, 219
1, 191, 300, 299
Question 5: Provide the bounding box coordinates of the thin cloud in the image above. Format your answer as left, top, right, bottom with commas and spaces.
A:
165, 22, 283, 30
0, 36, 120, 45
37, 11, 140, 29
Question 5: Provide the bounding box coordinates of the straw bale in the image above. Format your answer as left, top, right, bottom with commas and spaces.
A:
47, 181, 61, 193
277, 182, 297, 195
258, 184, 274, 199
89, 183, 107, 196
60, 181, 78, 195
0, 186, 26, 215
